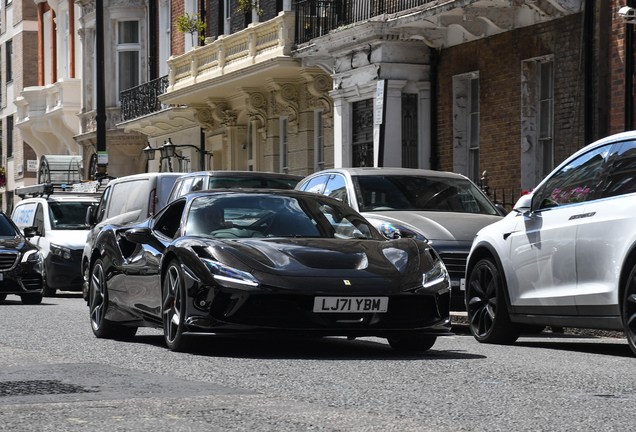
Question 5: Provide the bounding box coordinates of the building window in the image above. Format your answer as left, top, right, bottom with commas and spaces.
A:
5, 0, 12, 7
468, 77, 480, 182
539, 61, 554, 178
6, 40, 13, 82
63, 11, 70, 79
520, 56, 555, 191
224, 0, 231, 34
452, 72, 479, 182
117, 21, 140, 101
7, 115, 13, 157
314, 110, 324, 171
280, 117, 288, 174
352, 99, 374, 167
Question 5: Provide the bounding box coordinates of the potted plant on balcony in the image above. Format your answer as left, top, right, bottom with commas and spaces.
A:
0, 167, 6, 189
174, 13, 207, 47
236, 0, 262, 14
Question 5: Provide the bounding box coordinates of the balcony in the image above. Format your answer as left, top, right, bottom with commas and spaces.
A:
15, 79, 82, 157
165, 11, 296, 97
120, 75, 171, 122
294, 0, 433, 44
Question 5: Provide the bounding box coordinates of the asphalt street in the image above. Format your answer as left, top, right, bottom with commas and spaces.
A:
0, 294, 633, 431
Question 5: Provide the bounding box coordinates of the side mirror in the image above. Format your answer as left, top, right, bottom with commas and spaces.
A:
85, 206, 96, 226
513, 194, 532, 215
23, 226, 38, 238
121, 227, 154, 244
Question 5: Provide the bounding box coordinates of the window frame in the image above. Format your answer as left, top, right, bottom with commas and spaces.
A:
314, 109, 325, 172
6, 40, 13, 83
115, 20, 141, 105
280, 117, 289, 174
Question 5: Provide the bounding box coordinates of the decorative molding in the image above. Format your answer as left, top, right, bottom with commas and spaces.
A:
268, 80, 299, 128
301, 72, 333, 128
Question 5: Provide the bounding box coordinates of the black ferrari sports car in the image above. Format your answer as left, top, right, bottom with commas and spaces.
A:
86, 189, 452, 352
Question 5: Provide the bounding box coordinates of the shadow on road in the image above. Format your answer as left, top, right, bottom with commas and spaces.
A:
129, 333, 486, 361
515, 339, 632, 357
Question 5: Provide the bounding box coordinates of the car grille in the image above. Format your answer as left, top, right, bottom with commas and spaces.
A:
438, 252, 469, 281
21, 274, 43, 290
0, 252, 18, 270
212, 293, 444, 330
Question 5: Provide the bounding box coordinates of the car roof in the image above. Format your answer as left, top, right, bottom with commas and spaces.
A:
106, 172, 185, 184
17, 195, 99, 204
176, 170, 303, 181
309, 167, 469, 180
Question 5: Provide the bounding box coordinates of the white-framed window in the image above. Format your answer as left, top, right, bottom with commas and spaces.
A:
314, 109, 325, 171
539, 60, 554, 178
158, 0, 171, 76
5, 39, 13, 82
280, 117, 289, 174
452, 71, 480, 183
247, 120, 254, 171
252, 0, 260, 23
116, 20, 140, 103
184, 0, 197, 51
224, 0, 231, 34
520, 55, 555, 191
468, 77, 480, 183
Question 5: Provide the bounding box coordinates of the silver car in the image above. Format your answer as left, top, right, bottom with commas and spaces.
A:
296, 168, 504, 310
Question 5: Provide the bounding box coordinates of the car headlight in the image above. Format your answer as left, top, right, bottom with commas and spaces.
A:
378, 221, 428, 242
21, 250, 41, 263
201, 258, 259, 287
422, 256, 449, 289
50, 243, 72, 260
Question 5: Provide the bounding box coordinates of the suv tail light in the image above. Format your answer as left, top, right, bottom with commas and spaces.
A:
148, 188, 157, 217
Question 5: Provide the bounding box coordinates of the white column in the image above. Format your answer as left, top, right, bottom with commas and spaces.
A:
417, 81, 432, 170
382, 80, 407, 167
331, 92, 351, 168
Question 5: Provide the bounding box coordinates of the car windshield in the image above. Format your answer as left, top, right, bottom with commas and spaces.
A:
353, 175, 499, 215
208, 177, 299, 190
0, 214, 18, 237
49, 202, 96, 230
185, 193, 379, 240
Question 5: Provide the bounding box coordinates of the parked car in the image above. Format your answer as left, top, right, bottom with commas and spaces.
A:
465, 131, 636, 355
85, 189, 452, 352
0, 211, 44, 304
12, 188, 99, 296
82, 172, 183, 299
296, 168, 504, 310
167, 170, 303, 202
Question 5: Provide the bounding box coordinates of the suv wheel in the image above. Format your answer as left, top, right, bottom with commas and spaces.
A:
466, 257, 520, 344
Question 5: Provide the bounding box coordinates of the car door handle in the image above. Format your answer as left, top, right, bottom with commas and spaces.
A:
568, 212, 596, 220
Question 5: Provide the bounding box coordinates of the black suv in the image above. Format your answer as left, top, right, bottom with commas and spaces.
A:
0, 212, 44, 304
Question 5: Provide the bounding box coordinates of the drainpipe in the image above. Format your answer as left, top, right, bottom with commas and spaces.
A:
430, 48, 439, 170
627, 0, 635, 131
583, 0, 594, 143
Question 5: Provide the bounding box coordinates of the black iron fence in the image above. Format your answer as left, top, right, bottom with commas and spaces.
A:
120, 75, 170, 122
295, 0, 433, 44
481, 186, 526, 213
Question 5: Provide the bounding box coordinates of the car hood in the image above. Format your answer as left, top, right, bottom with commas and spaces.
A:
47, 230, 90, 249
362, 211, 502, 242
219, 237, 422, 278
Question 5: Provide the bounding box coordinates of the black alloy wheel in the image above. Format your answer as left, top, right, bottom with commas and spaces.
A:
387, 335, 437, 352
89, 259, 137, 339
20, 293, 43, 305
466, 257, 520, 344
162, 260, 193, 352
622, 264, 636, 356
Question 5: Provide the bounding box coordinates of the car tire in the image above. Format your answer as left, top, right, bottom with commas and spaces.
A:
20, 293, 43, 305
466, 257, 520, 344
387, 335, 437, 352
162, 260, 193, 352
89, 259, 137, 340
622, 264, 636, 356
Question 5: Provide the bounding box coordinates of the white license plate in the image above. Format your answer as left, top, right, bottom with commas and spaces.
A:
313, 297, 388, 313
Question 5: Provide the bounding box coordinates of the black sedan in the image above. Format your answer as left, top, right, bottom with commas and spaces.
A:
0, 212, 44, 304
86, 189, 452, 352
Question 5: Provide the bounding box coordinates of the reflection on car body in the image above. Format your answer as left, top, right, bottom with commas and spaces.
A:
86, 189, 452, 353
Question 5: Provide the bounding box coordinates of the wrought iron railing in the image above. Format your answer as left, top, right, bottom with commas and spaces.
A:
295, 0, 432, 44
120, 75, 170, 122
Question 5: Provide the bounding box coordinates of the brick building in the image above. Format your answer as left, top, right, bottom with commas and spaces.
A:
0, 0, 39, 212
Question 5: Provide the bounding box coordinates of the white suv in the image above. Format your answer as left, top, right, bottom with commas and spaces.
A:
466, 131, 636, 355
12, 192, 99, 296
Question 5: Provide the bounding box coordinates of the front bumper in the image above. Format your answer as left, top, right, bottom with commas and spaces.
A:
45, 250, 83, 290
0, 261, 44, 296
